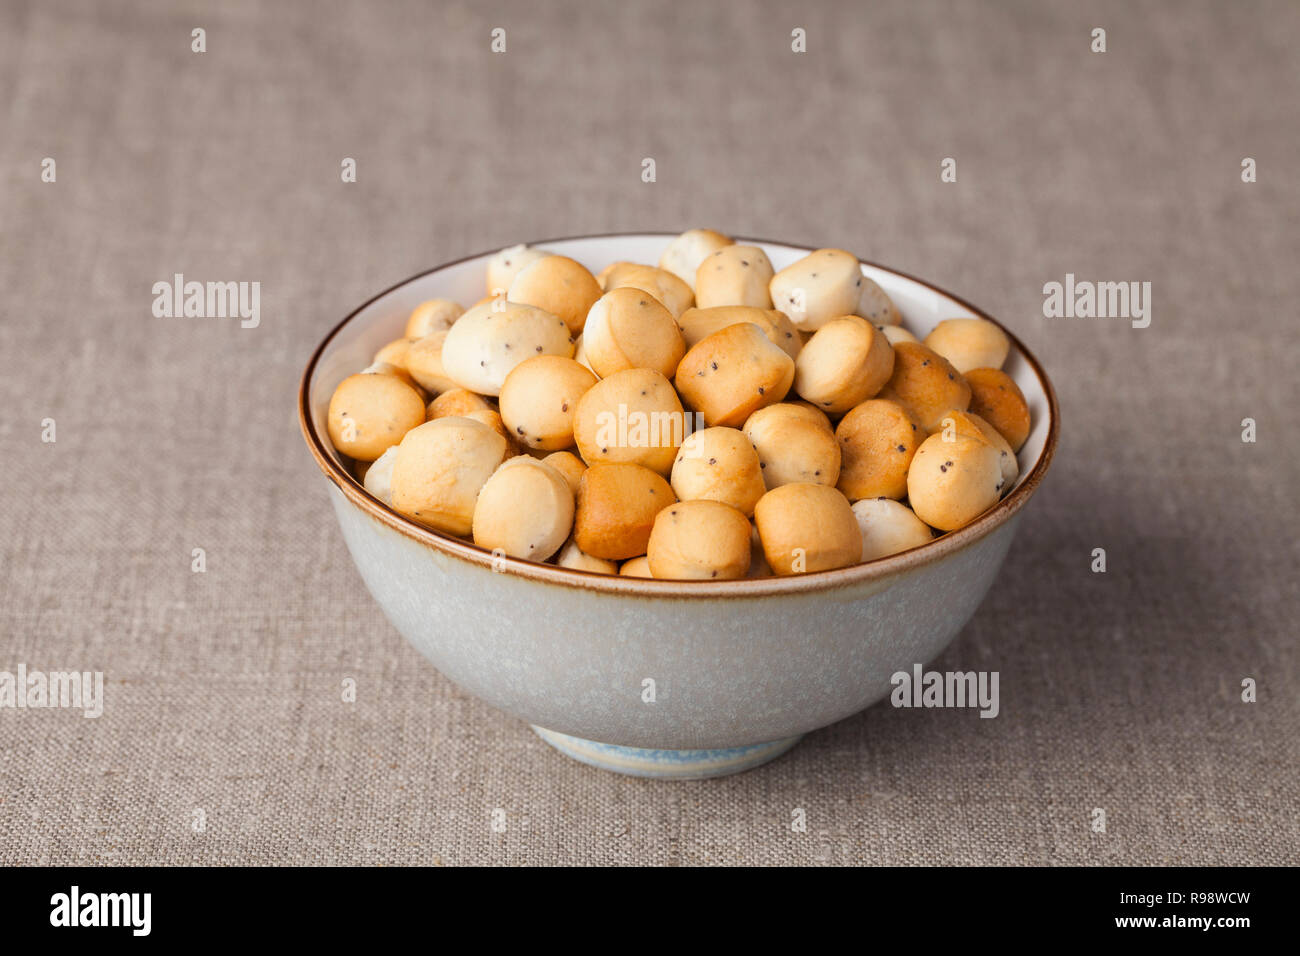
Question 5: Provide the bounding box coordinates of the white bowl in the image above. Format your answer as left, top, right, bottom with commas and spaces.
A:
299, 234, 1059, 779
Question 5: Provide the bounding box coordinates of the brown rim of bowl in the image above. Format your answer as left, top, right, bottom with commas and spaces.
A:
299, 232, 1060, 599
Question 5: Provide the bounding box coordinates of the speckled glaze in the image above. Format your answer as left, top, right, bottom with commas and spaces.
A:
301, 235, 1059, 777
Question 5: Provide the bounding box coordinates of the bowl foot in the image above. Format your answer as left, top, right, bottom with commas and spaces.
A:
531, 726, 803, 779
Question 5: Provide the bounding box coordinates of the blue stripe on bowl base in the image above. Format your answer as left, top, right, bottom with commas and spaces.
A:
531, 726, 804, 779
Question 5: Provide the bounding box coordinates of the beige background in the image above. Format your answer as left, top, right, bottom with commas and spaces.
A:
1, 0, 1296, 865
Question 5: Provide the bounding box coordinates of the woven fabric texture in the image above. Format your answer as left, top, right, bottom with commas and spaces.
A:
0, 0, 1296, 865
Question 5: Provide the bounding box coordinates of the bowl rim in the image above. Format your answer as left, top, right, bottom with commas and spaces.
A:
299, 231, 1060, 599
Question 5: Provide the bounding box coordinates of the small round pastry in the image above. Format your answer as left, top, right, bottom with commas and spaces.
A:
374, 337, 416, 372
769, 248, 864, 332
426, 387, 492, 421
440, 300, 574, 397
753, 483, 860, 575
924, 318, 1010, 374
877, 341, 971, 431
486, 244, 551, 296
694, 245, 776, 309
498, 355, 598, 451
834, 399, 921, 501
390, 417, 508, 535
362, 445, 398, 507
857, 276, 902, 326
405, 331, 461, 395
906, 434, 1003, 531
659, 228, 734, 289
463, 408, 515, 448
555, 537, 619, 574
674, 322, 795, 427
600, 262, 695, 319
594, 261, 621, 288
361, 360, 425, 398
619, 555, 654, 578
572, 368, 685, 475
405, 298, 465, 339
541, 450, 587, 496
647, 500, 751, 580
676, 306, 802, 360
965, 367, 1031, 452
932, 409, 1018, 488
875, 324, 918, 346
327, 371, 427, 462
753, 401, 833, 432
851, 498, 933, 561
581, 288, 686, 379
573, 463, 676, 560
670, 426, 766, 516
743, 403, 841, 489
507, 255, 602, 334
471, 457, 574, 561
793, 315, 895, 414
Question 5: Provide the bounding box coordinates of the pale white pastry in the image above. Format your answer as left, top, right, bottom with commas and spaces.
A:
857, 276, 902, 325
851, 498, 933, 561
769, 248, 863, 332
659, 229, 734, 289
875, 323, 918, 346
440, 300, 575, 397
555, 538, 619, 574
362, 446, 398, 506
486, 244, 552, 296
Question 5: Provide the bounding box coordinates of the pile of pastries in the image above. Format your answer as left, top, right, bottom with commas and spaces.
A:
326, 229, 1031, 579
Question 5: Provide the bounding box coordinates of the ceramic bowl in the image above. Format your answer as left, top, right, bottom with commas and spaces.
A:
299, 234, 1059, 779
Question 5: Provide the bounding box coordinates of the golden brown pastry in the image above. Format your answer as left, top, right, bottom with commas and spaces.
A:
647, 500, 751, 580
674, 322, 795, 427
328, 372, 427, 462
753, 483, 860, 575
573, 463, 676, 560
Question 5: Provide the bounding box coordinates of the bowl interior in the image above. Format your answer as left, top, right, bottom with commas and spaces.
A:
306, 234, 1053, 562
